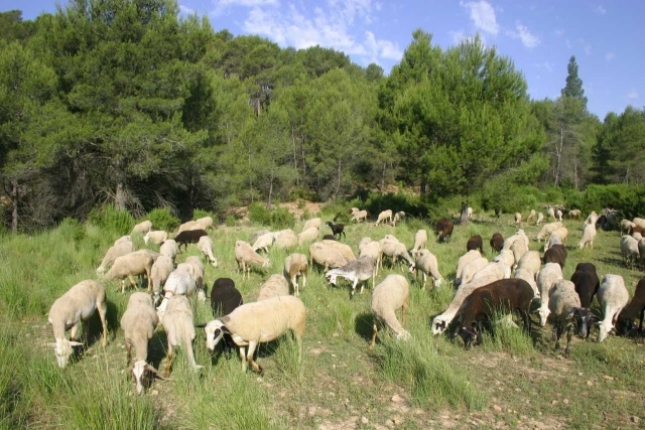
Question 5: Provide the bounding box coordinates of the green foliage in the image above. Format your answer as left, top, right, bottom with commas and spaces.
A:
58, 217, 85, 243
565, 184, 645, 218
86, 205, 134, 235
481, 309, 534, 356
224, 214, 236, 227
248, 203, 295, 229
146, 207, 180, 232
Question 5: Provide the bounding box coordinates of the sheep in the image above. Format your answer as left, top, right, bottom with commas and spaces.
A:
202, 295, 306, 375
536, 262, 564, 326
639, 238, 645, 267
466, 235, 483, 253
234, 241, 270, 279
617, 278, 645, 336
633, 217, 645, 230
568, 209, 582, 219
494, 207, 501, 218
351, 209, 369, 223
298, 227, 319, 246
325, 221, 346, 240
514, 212, 522, 226
556, 209, 563, 222
96, 240, 136, 275
326, 255, 376, 297
472, 260, 512, 282
249, 229, 271, 245
585, 211, 599, 225
596, 275, 629, 343
489, 232, 504, 253
467, 207, 474, 219
209, 278, 243, 359
47, 280, 108, 368
621, 235, 640, 267
195, 216, 214, 231
410, 249, 443, 289
513, 268, 539, 298
160, 295, 203, 376
579, 222, 597, 249
516, 251, 541, 279
257, 274, 290, 301
548, 280, 582, 356
434, 218, 454, 243
370, 275, 410, 348
159, 239, 178, 263
456, 250, 483, 282
452, 279, 534, 349
544, 244, 567, 269
252, 232, 276, 254
114, 235, 133, 246
322, 239, 356, 262
431, 274, 501, 335
544, 234, 562, 252
503, 229, 529, 251
536, 212, 544, 226
375, 209, 393, 226
629, 225, 645, 237
510, 240, 528, 267
410, 229, 428, 257
456, 256, 488, 287
380, 239, 414, 271
185, 256, 206, 303
358, 239, 382, 276
177, 220, 199, 233
120, 292, 161, 394
492, 249, 514, 269
104, 250, 154, 294
150, 255, 174, 301
526, 209, 536, 223
197, 235, 218, 267
302, 217, 322, 231
284, 253, 308, 296
274, 229, 299, 250
392, 211, 406, 227
634, 232, 643, 241
546, 226, 569, 248
570, 262, 600, 338
143, 230, 168, 245
536, 222, 563, 242
156, 264, 197, 321
174, 229, 208, 251
547, 207, 556, 220
131, 220, 152, 235
309, 242, 347, 271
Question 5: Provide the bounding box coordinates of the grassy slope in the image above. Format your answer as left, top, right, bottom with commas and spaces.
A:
1, 212, 644, 429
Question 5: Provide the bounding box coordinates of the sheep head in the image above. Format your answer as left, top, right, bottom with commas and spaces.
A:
203, 320, 229, 354
49, 338, 83, 368
569, 307, 596, 339
537, 306, 551, 327
458, 324, 480, 350
431, 317, 447, 335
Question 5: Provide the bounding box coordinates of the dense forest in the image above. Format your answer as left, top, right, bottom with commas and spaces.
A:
1, 0, 644, 232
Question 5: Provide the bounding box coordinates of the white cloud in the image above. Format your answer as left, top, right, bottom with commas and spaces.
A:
554, 28, 565, 36
507, 22, 539, 48
594, 5, 607, 15
211, 0, 279, 16
627, 90, 639, 100
450, 30, 467, 45
460, 1, 499, 35
179, 4, 195, 15
584, 44, 592, 56
605, 52, 614, 61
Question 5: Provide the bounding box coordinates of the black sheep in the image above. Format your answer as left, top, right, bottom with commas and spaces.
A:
617, 278, 645, 337
435, 218, 454, 243
489, 232, 504, 253
570, 262, 601, 338
210, 278, 244, 358
174, 229, 208, 251
325, 221, 346, 240
466, 235, 483, 253
544, 244, 567, 268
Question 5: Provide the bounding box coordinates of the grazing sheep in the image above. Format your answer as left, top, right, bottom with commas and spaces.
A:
510, 240, 528, 267
456, 256, 488, 287
570, 263, 600, 338
48, 280, 108, 368
309, 242, 348, 271
351, 209, 369, 223
434, 218, 454, 243
197, 235, 218, 267
177, 220, 199, 233
617, 278, 645, 336
298, 227, 320, 246
209, 278, 243, 359
544, 234, 562, 252
143, 230, 168, 245
556, 209, 563, 222
380, 239, 415, 271
174, 229, 208, 251
392, 211, 406, 227
274, 229, 299, 250
375, 209, 393, 226
195, 216, 214, 231
526, 209, 536, 223
322, 239, 356, 262
114, 235, 133, 246
202, 295, 306, 375
536, 222, 563, 242
547, 227, 569, 248
257, 274, 290, 301
513, 268, 539, 298
325, 221, 346, 240
252, 232, 276, 254
234, 241, 270, 279
156, 264, 197, 321
472, 260, 512, 282
503, 229, 529, 251
456, 250, 483, 281
514, 212, 522, 226
466, 235, 483, 253
544, 244, 567, 269
150, 255, 174, 301
249, 229, 271, 245
548, 280, 582, 356
326, 256, 376, 297
453, 279, 534, 349
120, 292, 160, 394
410, 230, 428, 257
467, 207, 474, 219
302, 217, 322, 231
359, 238, 382, 276
516, 251, 541, 279
131, 220, 152, 235
410, 249, 443, 289
492, 249, 514, 269
633, 232, 643, 241
185, 256, 206, 302
585, 211, 599, 226
547, 207, 556, 220
160, 295, 202, 375
370, 275, 410, 348
284, 253, 308, 296
104, 250, 154, 294
536, 212, 544, 226
159, 239, 178, 263
633, 217, 645, 229
596, 275, 629, 343
489, 232, 504, 253
537, 263, 564, 326
568, 209, 582, 219
621, 235, 640, 267
629, 225, 645, 237
96, 240, 136, 275
579, 222, 597, 249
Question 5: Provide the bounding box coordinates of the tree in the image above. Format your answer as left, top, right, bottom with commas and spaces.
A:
561, 56, 588, 108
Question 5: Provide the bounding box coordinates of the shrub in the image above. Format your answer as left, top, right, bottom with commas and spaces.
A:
192, 208, 216, 221
86, 205, 134, 235
248, 203, 295, 229
224, 215, 236, 227
146, 208, 180, 232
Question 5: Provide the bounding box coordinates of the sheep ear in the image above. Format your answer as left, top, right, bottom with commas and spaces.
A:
195, 323, 208, 328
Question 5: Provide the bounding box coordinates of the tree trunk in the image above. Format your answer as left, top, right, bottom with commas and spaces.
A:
335, 159, 342, 199
248, 146, 253, 203
574, 160, 579, 190
291, 127, 298, 186
460, 201, 468, 226
381, 162, 386, 191
554, 126, 564, 186
115, 182, 126, 211
11, 178, 18, 234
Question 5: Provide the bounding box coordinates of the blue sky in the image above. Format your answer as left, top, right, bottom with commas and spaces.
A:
4, 0, 644, 120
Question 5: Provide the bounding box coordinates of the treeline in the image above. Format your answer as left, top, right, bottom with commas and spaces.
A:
1, 1, 643, 232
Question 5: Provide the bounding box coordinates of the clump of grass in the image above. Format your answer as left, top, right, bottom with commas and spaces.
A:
481, 308, 534, 356
87, 204, 135, 236
271, 334, 304, 384
147, 207, 180, 232
0, 323, 30, 429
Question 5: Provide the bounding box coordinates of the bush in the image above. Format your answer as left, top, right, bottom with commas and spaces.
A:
224, 215, 236, 227
192, 209, 216, 221
86, 205, 134, 235
563, 184, 645, 219
248, 204, 295, 229
146, 208, 180, 232
58, 217, 85, 243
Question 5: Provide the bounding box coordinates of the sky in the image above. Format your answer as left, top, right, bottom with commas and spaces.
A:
4, 0, 645, 120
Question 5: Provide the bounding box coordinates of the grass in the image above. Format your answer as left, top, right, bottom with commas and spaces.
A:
1, 209, 645, 428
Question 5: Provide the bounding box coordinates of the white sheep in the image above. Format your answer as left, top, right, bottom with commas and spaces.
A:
410, 249, 443, 288
284, 253, 308, 296
131, 220, 152, 235
159, 239, 178, 263
325, 255, 376, 296
514, 212, 522, 226
351, 209, 368, 223
579, 222, 597, 249
252, 232, 276, 253
620, 235, 640, 266
185, 256, 206, 303
321, 239, 356, 261
309, 242, 347, 271
467, 207, 474, 219
526, 209, 536, 223
597, 275, 629, 342
96, 240, 136, 275
298, 227, 319, 246
633, 217, 645, 229
177, 220, 199, 233
410, 229, 428, 257
457, 256, 488, 286
456, 250, 482, 281
235, 240, 270, 279
274, 229, 299, 250
370, 274, 410, 348
302, 217, 322, 231
380, 239, 414, 270
472, 260, 511, 282
104, 250, 154, 294
391, 211, 406, 227
358, 238, 382, 276
502, 229, 528, 251
150, 255, 173, 300
585, 211, 599, 225
493, 249, 515, 269
375, 209, 393, 226
203, 295, 306, 374
547, 226, 569, 247
556, 209, 563, 222
639, 238, 645, 266
536, 262, 564, 326
114, 235, 133, 246
547, 207, 556, 220
536, 212, 544, 226
195, 216, 214, 231
510, 240, 528, 267
633, 232, 643, 241
143, 230, 168, 245
156, 264, 196, 320
516, 251, 541, 278
514, 268, 539, 298
197, 235, 218, 267
544, 233, 563, 252
536, 222, 563, 242
48, 280, 108, 368
620, 219, 635, 234
160, 295, 203, 375
120, 292, 160, 394
548, 280, 581, 355
257, 274, 290, 301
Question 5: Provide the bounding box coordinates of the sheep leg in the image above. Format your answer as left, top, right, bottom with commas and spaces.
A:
128, 275, 137, 291
121, 279, 126, 294
97, 298, 108, 347
239, 347, 247, 372
422, 273, 427, 290
369, 323, 378, 349
246, 341, 263, 375
401, 298, 409, 328
70, 322, 82, 341
302, 273, 307, 290
554, 324, 564, 350
564, 322, 573, 356
125, 341, 133, 367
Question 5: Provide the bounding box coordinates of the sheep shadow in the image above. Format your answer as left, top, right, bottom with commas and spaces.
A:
354, 312, 374, 342
85, 300, 120, 345
149, 331, 169, 371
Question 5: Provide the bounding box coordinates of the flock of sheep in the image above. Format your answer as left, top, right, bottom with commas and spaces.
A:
46, 205, 645, 395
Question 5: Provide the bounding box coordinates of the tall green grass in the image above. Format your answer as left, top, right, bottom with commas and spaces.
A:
481, 309, 535, 356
